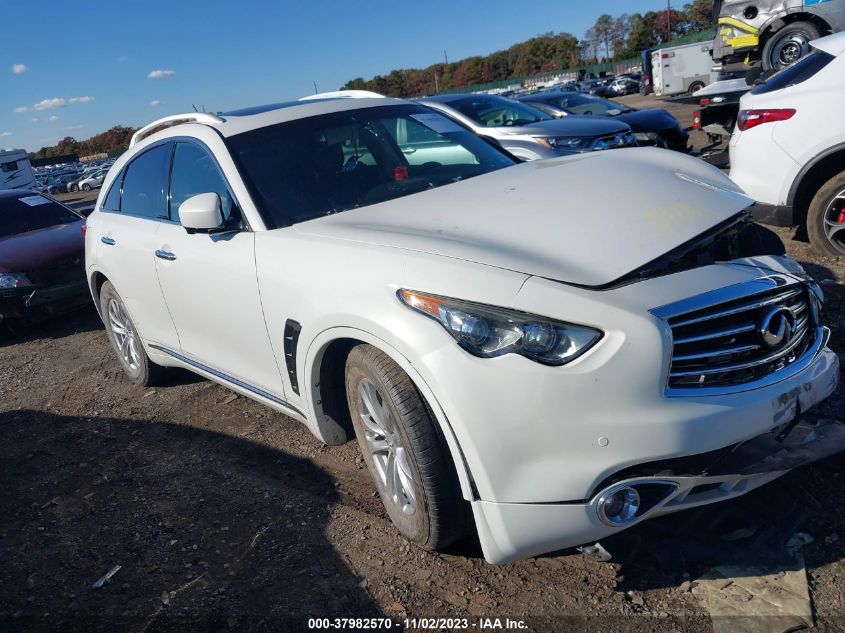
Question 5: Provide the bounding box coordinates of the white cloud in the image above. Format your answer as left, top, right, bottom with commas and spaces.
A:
48, 115, 59, 122
12, 64, 26, 74
14, 106, 29, 113
68, 96, 94, 104
149, 99, 162, 107
117, 56, 128, 63
147, 69, 175, 79
35, 98, 66, 111
0, 131, 12, 137
64, 125, 84, 130
31, 117, 38, 122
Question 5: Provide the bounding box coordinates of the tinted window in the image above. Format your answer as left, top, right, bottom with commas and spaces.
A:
448, 97, 549, 127
226, 104, 515, 229
0, 194, 80, 239
752, 51, 834, 95
169, 143, 237, 223
102, 170, 123, 211
120, 144, 169, 219
1, 161, 19, 172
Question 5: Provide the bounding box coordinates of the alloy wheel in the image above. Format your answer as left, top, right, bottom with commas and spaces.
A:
823, 188, 845, 256
108, 298, 141, 371
357, 378, 418, 515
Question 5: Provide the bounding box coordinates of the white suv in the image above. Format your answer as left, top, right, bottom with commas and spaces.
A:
730, 32, 845, 257
86, 97, 840, 564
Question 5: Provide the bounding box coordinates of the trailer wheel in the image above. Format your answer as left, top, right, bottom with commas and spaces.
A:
762, 22, 820, 71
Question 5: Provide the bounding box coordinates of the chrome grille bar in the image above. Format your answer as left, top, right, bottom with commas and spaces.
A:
652, 276, 821, 393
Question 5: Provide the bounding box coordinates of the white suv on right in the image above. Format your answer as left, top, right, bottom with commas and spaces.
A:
730, 32, 845, 257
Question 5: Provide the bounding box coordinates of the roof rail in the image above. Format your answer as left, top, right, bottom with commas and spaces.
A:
299, 90, 386, 101
130, 113, 226, 147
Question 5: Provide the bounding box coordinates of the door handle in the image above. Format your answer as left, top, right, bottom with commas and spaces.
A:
155, 250, 177, 261
101, 236, 116, 246
401, 147, 417, 154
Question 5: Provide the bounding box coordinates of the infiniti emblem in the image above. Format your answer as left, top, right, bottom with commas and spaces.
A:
758, 306, 795, 349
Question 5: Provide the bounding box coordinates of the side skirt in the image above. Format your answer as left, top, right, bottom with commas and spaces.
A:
148, 344, 306, 420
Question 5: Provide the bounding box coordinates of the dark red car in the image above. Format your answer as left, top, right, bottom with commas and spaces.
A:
0, 189, 89, 322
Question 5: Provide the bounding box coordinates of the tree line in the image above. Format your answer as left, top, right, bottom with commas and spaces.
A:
342, 0, 711, 97
29, 125, 137, 161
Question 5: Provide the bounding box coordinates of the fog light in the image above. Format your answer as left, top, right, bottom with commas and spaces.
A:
597, 486, 640, 526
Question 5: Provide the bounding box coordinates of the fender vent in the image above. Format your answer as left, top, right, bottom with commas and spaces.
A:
283, 319, 302, 395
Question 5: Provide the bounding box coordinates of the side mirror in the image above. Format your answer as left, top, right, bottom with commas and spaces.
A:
179, 192, 223, 233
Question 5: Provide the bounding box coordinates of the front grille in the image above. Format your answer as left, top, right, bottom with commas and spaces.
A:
663, 282, 816, 390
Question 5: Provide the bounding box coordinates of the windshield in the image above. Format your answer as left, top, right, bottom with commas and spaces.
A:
536, 93, 630, 116
448, 96, 551, 127
226, 104, 516, 229
0, 194, 81, 239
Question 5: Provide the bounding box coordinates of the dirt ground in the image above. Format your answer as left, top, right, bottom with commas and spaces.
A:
2, 104, 845, 632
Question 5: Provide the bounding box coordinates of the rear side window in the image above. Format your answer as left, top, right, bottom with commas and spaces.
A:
168, 143, 237, 223
0, 195, 80, 238
101, 170, 123, 211
120, 144, 170, 219
752, 51, 834, 94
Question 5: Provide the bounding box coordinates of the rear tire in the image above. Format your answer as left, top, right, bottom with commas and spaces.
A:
762, 22, 820, 71
81, 183, 91, 192
345, 344, 470, 550
807, 171, 845, 258
99, 281, 165, 386
70, 184, 79, 192
687, 81, 705, 94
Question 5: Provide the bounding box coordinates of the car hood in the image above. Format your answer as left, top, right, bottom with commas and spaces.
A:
615, 108, 680, 132
0, 221, 85, 273
498, 116, 630, 137
294, 148, 752, 287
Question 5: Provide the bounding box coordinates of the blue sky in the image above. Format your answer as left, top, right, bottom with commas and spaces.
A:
1, 0, 672, 151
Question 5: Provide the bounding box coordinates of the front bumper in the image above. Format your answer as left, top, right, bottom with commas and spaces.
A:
474, 356, 841, 564
409, 260, 841, 563
0, 278, 90, 321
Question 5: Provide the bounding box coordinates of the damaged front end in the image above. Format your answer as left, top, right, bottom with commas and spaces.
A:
589, 412, 844, 530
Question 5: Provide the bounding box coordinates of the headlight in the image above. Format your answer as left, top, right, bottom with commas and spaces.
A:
0, 273, 32, 289
398, 289, 603, 366
536, 136, 590, 151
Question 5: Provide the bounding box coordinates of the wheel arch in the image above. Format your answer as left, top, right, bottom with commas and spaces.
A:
88, 268, 109, 318
788, 144, 845, 226
303, 327, 477, 501
760, 12, 832, 43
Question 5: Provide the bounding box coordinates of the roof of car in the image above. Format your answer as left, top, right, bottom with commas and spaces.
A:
134, 97, 411, 146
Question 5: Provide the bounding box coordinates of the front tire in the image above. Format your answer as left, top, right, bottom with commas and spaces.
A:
762, 22, 820, 71
345, 344, 470, 550
807, 171, 845, 258
99, 281, 164, 386
81, 183, 92, 192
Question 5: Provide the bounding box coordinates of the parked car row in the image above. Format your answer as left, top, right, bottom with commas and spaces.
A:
33, 158, 116, 196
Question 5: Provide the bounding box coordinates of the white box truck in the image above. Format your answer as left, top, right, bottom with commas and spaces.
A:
650, 41, 717, 96
0, 149, 35, 190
